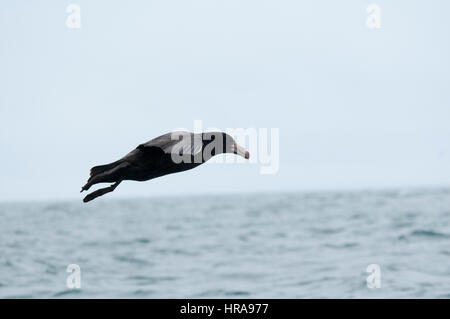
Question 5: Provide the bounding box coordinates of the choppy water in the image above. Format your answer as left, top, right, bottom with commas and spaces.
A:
1, 188, 450, 298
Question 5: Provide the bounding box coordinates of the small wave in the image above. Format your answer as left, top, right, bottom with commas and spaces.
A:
133, 289, 155, 296
323, 242, 358, 249
154, 248, 199, 256
312, 227, 344, 235
194, 289, 227, 297
135, 238, 151, 244
192, 289, 251, 297
224, 291, 250, 296
114, 255, 149, 265
52, 289, 82, 297
410, 230, 450, 239
127, 275, 177, 285
398, 229, 450, 241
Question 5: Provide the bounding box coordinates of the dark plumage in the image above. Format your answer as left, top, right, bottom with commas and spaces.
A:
81, 131, 249, 202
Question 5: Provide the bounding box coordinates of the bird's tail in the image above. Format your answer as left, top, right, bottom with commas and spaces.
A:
81, 161, 127, 193
80, 161, 118, 193
89, 161, 121, 177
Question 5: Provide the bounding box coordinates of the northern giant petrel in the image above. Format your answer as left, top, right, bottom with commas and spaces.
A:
80, 131, 250, 203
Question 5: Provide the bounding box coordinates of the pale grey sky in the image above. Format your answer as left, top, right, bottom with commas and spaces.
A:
1, 1, 449, 201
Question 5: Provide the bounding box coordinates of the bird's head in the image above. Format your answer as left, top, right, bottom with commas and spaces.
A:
202, 132, 250, 160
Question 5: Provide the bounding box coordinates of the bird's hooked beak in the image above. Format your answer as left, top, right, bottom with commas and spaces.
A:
233, 142, 250, 159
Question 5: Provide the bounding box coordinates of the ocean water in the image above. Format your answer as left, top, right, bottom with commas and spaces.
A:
1, 188, 450, 298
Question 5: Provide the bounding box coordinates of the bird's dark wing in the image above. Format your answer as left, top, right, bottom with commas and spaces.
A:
136, 144, 166, 162
138, 131, 203, 157
115, 132, 203, 170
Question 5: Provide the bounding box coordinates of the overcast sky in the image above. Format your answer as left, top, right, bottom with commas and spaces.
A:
1, 1, 449, 201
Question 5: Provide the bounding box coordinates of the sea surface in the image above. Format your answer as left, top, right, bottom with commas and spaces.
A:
1, 188, 450, 298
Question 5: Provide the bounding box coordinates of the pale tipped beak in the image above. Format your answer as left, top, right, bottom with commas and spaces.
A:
234, 142, 250, 159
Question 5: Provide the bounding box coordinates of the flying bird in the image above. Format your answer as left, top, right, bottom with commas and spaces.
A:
80, 131, 250, 203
